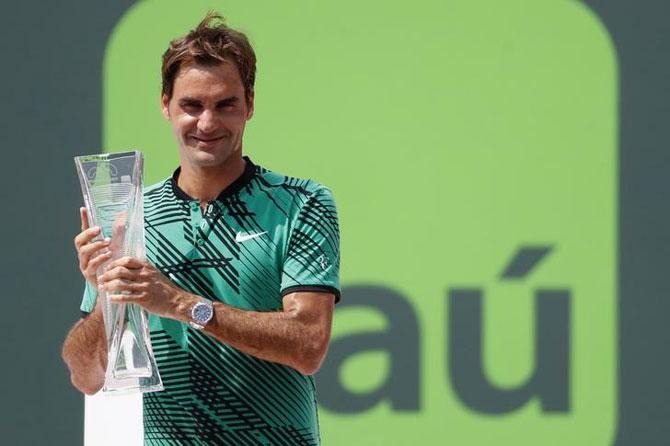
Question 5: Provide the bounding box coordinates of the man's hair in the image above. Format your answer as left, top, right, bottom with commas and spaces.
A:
161, 12, 256, 103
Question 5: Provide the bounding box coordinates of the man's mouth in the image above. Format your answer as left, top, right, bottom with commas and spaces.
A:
191, 135, 224, 143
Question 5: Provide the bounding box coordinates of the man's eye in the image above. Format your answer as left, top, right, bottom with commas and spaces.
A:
182, 104, 201, 113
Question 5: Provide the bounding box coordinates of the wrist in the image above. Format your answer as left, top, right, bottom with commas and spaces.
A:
172, 291, 200, 323
188, 298, 215, 330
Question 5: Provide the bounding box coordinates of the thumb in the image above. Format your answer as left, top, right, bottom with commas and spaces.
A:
80, 207, 90, 232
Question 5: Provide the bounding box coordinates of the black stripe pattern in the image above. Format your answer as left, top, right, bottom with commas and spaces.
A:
141, 159, 340, 445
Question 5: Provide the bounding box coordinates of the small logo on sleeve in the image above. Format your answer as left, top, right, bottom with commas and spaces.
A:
317, 255, 330, 271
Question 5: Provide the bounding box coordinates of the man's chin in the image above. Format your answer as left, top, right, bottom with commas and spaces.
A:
191, 154, 221, 167
184, 149, 232, 168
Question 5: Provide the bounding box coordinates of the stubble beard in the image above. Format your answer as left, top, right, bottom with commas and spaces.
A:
182, 136, 242, 171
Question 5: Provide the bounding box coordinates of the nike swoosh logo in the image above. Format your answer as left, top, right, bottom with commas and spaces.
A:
235, 231, 268, 243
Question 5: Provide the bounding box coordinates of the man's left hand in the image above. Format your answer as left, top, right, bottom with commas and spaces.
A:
98, 256, 194, 320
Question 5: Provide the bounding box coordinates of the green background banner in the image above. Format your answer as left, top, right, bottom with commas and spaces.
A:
0, 0, 666, 444
105, 1, 616, 444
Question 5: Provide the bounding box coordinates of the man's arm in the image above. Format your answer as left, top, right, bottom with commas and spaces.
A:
62, 207, 112, 394
99, 257, 335, 375
200, 291, 335, 375
61, 300, 107, 394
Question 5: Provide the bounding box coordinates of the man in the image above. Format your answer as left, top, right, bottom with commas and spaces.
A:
62, 12, 340, 445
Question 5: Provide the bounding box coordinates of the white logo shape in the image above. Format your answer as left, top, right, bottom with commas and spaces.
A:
317, 255, 330, 271
235, 231, 267, 243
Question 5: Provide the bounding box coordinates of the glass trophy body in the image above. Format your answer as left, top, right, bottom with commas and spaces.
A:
74, 151, 163, 394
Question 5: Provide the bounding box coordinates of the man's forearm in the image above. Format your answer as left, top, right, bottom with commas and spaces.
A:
62, 303, 107, 394
97, 258, 336, 376
174, 292, 333, 375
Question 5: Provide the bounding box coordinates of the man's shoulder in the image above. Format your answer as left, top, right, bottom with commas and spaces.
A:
144, 178, 169, 192
252, 161, 331, 200
142, 177, 171, 201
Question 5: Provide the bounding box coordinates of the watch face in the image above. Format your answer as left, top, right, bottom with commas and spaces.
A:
192, 301, 213, 324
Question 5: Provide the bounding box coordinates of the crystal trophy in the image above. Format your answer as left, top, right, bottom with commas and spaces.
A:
74, 151, 163, 394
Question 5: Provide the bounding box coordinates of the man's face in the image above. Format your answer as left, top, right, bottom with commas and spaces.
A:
161, 62, 254, 169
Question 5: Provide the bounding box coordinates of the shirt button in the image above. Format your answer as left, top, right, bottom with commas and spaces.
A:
196, 238, 205, 247
207, 204, 214, 214
200, 220, 208, 230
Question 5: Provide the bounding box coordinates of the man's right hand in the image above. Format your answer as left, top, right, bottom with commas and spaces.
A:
74, 207, 112, 286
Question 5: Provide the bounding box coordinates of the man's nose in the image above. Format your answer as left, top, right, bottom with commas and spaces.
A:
197, 109, 218, 133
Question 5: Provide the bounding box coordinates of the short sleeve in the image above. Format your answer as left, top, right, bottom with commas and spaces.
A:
280, 187, 341, 302
80, 280, 98, 316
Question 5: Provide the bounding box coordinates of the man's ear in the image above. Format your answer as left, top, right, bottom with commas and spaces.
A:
246, 91, 255, 120
160, 93, 170, 119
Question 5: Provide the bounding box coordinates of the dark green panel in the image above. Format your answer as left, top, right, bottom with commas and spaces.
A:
0, 2, 134, 444
583, 1, 670, 444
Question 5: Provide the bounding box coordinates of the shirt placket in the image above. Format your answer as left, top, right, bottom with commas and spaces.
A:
189, 201, 217, 255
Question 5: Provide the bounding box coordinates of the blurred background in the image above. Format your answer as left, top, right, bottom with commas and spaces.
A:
1, 0, 668, 444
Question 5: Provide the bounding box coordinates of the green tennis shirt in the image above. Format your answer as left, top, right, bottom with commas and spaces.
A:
81, 157, 340, 445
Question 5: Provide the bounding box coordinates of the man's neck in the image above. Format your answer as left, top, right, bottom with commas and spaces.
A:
177, 154, 246, 205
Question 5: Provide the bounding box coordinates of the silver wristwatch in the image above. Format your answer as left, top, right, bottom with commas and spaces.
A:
189, 299, 214, 330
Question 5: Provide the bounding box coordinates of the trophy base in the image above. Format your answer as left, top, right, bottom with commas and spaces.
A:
102, 380, 164, 396
113, 367, 153, 380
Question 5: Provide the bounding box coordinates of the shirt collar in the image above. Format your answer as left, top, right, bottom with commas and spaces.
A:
170, 156, 256, 202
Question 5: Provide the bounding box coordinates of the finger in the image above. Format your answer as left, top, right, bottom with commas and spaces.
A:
87, 249, 113, 273
74, 226, 102, 249
108, 256, 144, 270
79, 242, 109, 274
99, 266, 136, 283
108, 292, 146, 304
112, 213, 128, 238
80, 207, 89, 232
79, 239, 111, 259
100, 278, 139, 293
109, 293, 131, 304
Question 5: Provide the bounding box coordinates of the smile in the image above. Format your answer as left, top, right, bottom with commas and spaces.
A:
192, 135, 225, 143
